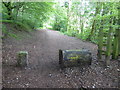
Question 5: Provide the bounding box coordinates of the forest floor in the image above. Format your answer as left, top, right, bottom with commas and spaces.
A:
2, 26, 119, 88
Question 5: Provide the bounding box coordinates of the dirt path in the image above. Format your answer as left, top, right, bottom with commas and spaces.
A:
2, 29, 119, 88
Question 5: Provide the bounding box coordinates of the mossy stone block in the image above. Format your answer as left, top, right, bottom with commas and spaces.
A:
17, 51, 28, 67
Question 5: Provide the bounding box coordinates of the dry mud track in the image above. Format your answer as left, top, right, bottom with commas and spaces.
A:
2, 29, 119, 88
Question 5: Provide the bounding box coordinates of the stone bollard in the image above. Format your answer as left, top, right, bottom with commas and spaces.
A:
17, 51, 28, 67
59, 49, 92, 69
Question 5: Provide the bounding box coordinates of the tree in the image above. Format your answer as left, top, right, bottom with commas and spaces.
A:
97, 2, 105, 61
2, 2, 24, 20
87, 2, 101, 41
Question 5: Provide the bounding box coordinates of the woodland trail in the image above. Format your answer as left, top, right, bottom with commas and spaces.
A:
2, 29, 118, 88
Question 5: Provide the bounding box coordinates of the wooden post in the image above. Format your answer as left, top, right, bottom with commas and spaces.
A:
59, 49, 64, 69
97, 21, 104, 61
17, 51, 28, 67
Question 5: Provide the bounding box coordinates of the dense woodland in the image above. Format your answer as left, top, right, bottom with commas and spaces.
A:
1, 1, 120, 66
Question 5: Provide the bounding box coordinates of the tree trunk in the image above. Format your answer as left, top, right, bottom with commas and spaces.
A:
87, 2, 101, 41
118, 4, 120, 58
3, 2, 13, 20
67, 2, 70, 33
97, 3, 105, 61
87, 20, 96, 41
112, 29, 119, 59
105, 12, 113, 66
112, 17, 119, 59
3, 2, 24, 20
98, 20, 104, 61
118, 29, 120, 57
81, 22, 84, 37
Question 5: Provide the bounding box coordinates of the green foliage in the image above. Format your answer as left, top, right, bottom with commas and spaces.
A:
2, 2, 54, 39
46, 3, 68, 32
2, 2, 54, 29
52, 18, 67, 32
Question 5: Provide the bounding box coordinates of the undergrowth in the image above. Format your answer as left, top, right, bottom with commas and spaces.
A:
2, 20, 33, 39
